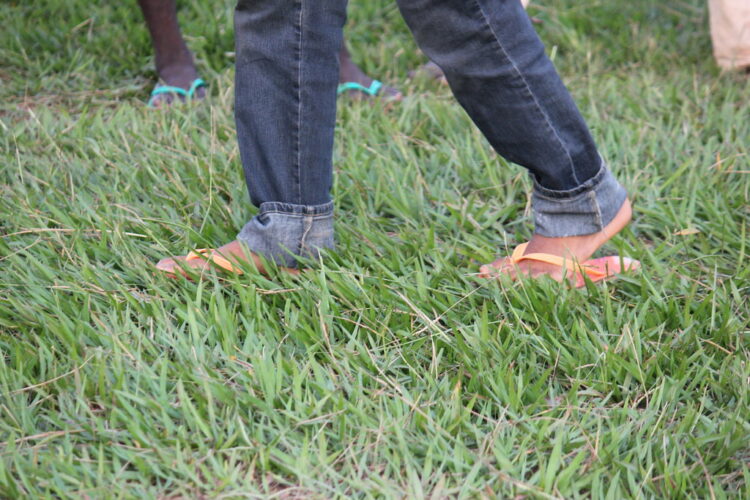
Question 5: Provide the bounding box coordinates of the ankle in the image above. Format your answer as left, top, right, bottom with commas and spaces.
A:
526, 197, 632, 258
158, 66, 199, 89
156, 52, 196, 80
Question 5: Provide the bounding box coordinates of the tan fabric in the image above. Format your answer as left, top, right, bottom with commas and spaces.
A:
708, 0, 750, 69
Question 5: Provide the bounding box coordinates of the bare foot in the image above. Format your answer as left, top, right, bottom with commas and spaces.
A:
150, 61, 206, 107
138, 0, 206, 107
160, 63, 205, 93
478, 198, 633, 283
338, 45, 402, 101
408, 61, 448, 85
155, 240, 298, 278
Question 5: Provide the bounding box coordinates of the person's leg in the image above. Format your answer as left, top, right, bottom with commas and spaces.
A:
157, 0, 345, 275
138, 0, 205, 106
396, 0, 631, 282
409, 0, 534, 84
708, 0, 750, 71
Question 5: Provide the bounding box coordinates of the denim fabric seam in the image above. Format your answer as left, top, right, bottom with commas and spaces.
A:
294, 0, 303, 204
587, 190, 603, 229
258, 200, 334, 216
472, 0, 580, 186
258, 210, 333, 219
531, 163, 626, 236
299, 216, 314, 256
533, 188, 590, 203
532, 160, 606, 200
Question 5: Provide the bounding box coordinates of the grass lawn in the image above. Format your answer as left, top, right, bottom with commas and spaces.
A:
1, 0, 748, 497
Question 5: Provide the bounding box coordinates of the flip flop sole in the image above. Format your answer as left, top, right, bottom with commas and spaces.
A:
574, 255, 641, 288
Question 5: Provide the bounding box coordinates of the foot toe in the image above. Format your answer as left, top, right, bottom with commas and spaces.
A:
478, 257, 513, 279
155, 255, 193, 275
620, 257, 640, 271
381, 85, 404, 102
478, 264, 495, 278
155, 257, 177, 272
149, 93, 176, 108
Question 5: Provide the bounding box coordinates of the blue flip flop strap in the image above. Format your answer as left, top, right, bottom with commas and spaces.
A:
186, 78, 207, 97
148, 78, 207, 106
336, 80, 382, 96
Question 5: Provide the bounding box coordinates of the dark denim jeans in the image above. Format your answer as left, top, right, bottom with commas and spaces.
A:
234, 0, 627, 267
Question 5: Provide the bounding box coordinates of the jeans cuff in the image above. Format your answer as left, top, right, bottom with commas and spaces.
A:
237, 201, 334, 268
532, 164, 627, 237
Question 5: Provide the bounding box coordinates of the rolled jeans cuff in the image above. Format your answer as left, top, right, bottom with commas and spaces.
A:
237, 201, 334, 268
532, 164, 627, 237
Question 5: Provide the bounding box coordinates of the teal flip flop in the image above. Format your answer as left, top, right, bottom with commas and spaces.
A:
336, 80, 383, 97
147, 78, 207, 107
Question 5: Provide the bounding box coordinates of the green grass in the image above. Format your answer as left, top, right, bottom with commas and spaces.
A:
1, 0, 749, 498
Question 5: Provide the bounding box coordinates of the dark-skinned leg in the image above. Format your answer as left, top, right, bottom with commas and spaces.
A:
138, 0, 205, 106
140, 0, 396, 106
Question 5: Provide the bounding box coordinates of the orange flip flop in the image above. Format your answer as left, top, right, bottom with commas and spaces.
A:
185, 248, 244, 274
482, 242, 640, 288
156, 247, 303, 279
156, 248, 245, 279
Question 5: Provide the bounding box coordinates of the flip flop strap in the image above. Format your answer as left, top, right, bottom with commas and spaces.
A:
511, 244, 607, 277
186, 78, 207, 97
186, 248, 243, 274
148, 78, 207, 106
150, 85, 188, 99
337, 80, 382, 96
